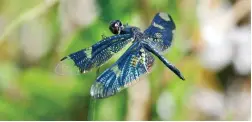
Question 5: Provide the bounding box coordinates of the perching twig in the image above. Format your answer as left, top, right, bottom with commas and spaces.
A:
126, 77, 151, 121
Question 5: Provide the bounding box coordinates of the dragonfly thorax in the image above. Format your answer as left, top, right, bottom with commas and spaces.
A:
130, 27, 146, 41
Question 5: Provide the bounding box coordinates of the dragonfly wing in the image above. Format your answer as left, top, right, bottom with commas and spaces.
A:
144, 12, 176, 52
90, 42, 155, 98
55, 34, 133, 75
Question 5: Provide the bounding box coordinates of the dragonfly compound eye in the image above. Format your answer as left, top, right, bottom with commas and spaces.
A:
109, 20, 123, 34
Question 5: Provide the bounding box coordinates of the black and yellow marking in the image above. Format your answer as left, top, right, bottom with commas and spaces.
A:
153, 22, 165, 29
130, 55, 139, 67
83, 47, 92, 59
111, 65, 121, 78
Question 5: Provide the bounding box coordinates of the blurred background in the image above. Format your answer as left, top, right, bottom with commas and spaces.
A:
0, 0, 250, 121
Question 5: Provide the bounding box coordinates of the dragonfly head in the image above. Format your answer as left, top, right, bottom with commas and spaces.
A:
109, 20, 124, 34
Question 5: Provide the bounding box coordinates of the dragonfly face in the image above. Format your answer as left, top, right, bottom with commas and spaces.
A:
109, 20, 124, 34
55, 12, 185, 99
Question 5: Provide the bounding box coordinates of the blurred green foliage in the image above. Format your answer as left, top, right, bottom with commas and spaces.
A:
0, 0, 195, 120
0, 0, 250, 121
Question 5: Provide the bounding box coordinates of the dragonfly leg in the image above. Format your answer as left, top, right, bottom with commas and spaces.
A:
101, 34, 107, 39
96, 67, 101, 78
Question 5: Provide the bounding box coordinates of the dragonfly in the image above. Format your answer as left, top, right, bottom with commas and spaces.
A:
55, 12, 185, 99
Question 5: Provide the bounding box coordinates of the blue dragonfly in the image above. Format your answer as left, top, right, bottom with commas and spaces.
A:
56, 12, 185, 99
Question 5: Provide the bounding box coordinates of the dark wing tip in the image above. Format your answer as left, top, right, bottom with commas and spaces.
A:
60, 56, 68, 61
155, 12, 176, 30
